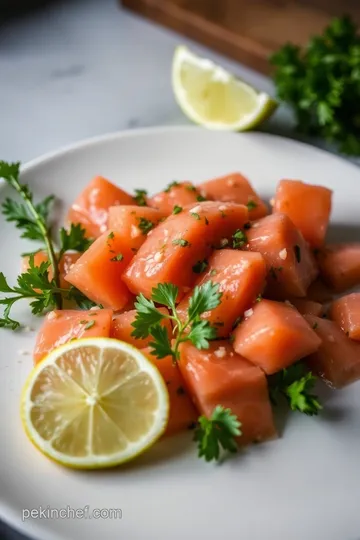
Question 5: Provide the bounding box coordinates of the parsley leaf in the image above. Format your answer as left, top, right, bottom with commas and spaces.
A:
0, 256, 60, 327
148, 324, 174, 359
138, 217, 154, 235
132, 281, 222, 360
151, 283, 178, 311
269, 362, 322, 416
133, 189, 148, 206
246, 200, 257, 210
131, 294, 166, 338
172, 238, 190, 247
188, 319, 217, 349
188, 280, 222, 320
192, 259, 209, 274
59, 223, 93, 256
194, 406, 242, 462
164, 181, 179, 193
232, 229, 247, 249
172, 205, 183, 215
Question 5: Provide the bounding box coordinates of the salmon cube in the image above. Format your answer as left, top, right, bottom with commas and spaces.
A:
123, 201, 249, 299
317, 244, 360, 291
329, 293, 360, 340
33, 309, 113, 364
246, 213, 318, 297
111, 308, 173, 348
65, 230, 133, 311
304, 315, 360, 388
198, 172, 268, 220
233, 299, 321, 374
178, 341, 276, 445
108, 206, 166, 252
142, 348, 198, 436
288, 298, 324, 317
148, 181, 202, 215
67, 176, 134, 238
273, 180, 332, 248
177, 250, 266, 338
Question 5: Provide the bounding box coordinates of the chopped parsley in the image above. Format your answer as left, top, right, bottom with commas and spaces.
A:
232, 229, 247, 249
110, 253, 124, 262
164, 181, 179, 193
172, 238, 191, 247
133, 189, 148, 206
190, 212, 200, 220
246, 200, 258, 210
186, 184, 196, 192
138, 217, 154, 235
197, 194, 206, 202
192, 259, 209, 274
172, 205, 183, 215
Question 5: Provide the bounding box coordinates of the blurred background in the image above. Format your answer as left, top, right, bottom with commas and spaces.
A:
1, 1, 359, 539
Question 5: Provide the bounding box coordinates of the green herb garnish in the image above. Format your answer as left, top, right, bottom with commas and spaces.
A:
131, 281, 222, 361
271, 16, 360, 155
194, 406, 241, 462
269, 362, 322, 416
133, 189, 148, 206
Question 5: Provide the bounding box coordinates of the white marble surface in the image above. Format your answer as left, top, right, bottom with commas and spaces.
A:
0, 1, 357, 539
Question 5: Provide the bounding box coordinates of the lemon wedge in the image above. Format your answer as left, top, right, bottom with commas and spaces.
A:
172, 46, 277, 130
21, 338, 169, 469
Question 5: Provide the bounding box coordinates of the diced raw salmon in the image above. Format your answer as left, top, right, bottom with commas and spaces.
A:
111, 308, 173, 348
198, 172, 268, 220
33, 309, 113, 364
122, 201, 249, 299
288, 298, 324, 317
108, 205, 166, 252
67, 176, 133, 238
273, 180, 332, 248
177, 250, 266, 337
317, 244, 360, 291
142, 348, 198, 436
329, 293, 360, 340
148, 182, 202, 215
304, 314, 360, 388
246, 213, 318, 297
65, 231, 133, 310
233, 299, 321, 374
178, 341, 276, 446
22, 251, 81, 290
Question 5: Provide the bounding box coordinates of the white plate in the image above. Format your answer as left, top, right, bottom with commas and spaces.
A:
1, 126, 360, 540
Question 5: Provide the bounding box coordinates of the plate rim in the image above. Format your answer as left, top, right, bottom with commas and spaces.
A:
1, 125, 360, 540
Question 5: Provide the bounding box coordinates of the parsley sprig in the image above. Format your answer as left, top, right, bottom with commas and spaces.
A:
269, 362, 322, 416
194, 406, 241, 462
132, 281, 222, 360
1, 161, 60, 303
0, 161, 95, 327
0, 256, 69, 329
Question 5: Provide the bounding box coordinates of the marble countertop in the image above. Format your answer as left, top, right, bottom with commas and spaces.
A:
0, 1, 356, 539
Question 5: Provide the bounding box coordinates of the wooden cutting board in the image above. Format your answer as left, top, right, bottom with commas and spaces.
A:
121, 0, 360, 74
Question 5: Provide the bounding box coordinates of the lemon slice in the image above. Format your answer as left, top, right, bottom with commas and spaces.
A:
172, 46, 278, 130
20, 338, 169, 469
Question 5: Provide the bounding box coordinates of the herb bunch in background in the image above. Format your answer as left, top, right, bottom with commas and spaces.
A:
271, 16, 360, 155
